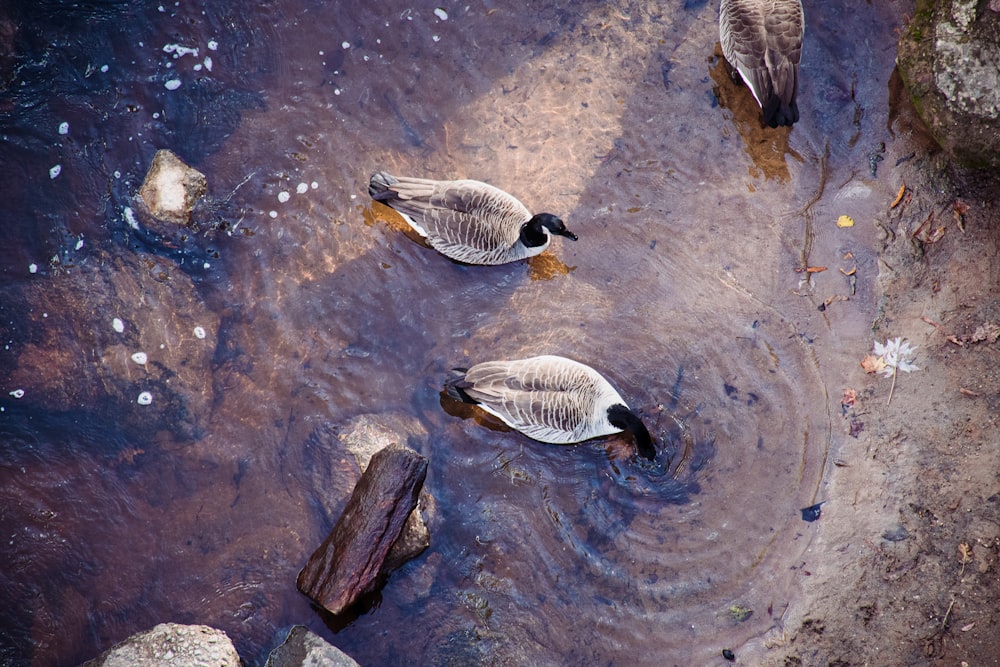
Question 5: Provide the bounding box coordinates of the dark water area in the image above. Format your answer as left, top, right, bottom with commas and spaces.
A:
1, 0, 914, 665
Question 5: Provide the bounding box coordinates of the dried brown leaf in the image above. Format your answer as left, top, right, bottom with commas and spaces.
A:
861, 354, 886, 375
971, 322, 1000, 343
841, 388, 857, 408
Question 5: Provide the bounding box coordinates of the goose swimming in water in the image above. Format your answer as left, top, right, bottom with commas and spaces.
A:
719, 0, 804, 128
368, 171, 577, 265
445, 355, 656, 461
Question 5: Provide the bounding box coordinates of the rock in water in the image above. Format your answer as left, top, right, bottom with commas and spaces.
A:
138, 149, 207, 225
82, 623, 240, 667
296, 444, 428, 615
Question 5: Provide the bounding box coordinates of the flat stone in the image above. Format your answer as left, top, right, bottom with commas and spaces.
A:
297, 444, 428, 615
265, 625, 360, 667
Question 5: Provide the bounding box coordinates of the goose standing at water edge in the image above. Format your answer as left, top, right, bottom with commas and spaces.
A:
719, 0, 804, 128
368, 171, 577, 265
445, 355, 656, 461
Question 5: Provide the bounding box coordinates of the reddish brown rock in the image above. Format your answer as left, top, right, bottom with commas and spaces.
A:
296, 444, 428, 615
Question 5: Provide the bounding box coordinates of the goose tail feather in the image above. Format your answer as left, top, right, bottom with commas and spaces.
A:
445, 368, 476, 403
368, 171, 399, 199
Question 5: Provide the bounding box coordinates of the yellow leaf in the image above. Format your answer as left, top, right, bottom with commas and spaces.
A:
837, 215, 855, 228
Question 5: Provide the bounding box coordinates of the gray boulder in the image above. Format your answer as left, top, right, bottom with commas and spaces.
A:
897, 0, 1000, 167
83, 623, 239, 667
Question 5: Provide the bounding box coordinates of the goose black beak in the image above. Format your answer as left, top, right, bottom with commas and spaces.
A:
561, 229, 578, 241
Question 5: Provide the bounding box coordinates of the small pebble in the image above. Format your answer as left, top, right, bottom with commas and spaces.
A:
49, 165, 62, 179
341, 41, 350, 49
112, 317, 125, 333
207, 40, 218, 50
193, 326, 206, 339
28, 264, 37, 274
58, 122, 69, 135
164, 78, 182, 90
131, 352, 148, 365
137, 391, 153, 405
434, 7, 448, 20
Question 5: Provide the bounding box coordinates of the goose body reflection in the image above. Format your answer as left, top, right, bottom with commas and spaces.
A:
446, 355, 655, 460
719, 0, 804, 127
369, 171, 576, 265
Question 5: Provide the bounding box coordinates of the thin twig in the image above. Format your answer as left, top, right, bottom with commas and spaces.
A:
887, 367, 898, 406
942, 599, 955, 630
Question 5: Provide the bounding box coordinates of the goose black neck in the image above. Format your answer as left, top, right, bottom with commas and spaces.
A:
520, 215, 553, 249
607, 404, 655, 461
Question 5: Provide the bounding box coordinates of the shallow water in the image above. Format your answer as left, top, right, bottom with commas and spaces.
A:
0, 0, 914, 664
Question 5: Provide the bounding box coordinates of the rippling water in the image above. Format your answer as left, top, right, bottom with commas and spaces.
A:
0, 0, 913, 664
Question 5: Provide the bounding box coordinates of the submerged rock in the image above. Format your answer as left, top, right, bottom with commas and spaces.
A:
82, 623, 239, 667
896, 0, 1000, 167
265, 626, 360, 667
0, 250, 216, 442
138, 149, 207, 226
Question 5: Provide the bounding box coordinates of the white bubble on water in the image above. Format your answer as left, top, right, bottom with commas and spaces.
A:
311, 181, 318, 189
49, 165, 61, 179
194, 326, 206, 339
296, 182, 308, 194
131, 352, 148, 365
342, 41, 350, 49
269, 210, 278, 218
123, 206, 139, 230
434, 7, 448, 20
277, 191, 290, 203
10, 389, 25, 399
164, 78, 182, 90
58, 122, 69, 135
208, 40, 218, 51
29, 264, 37, 274
137, 391, 153, 405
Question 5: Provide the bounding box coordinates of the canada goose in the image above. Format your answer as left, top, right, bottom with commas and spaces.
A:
719, 0, 804, 128
368, 171, 577, 265
445, 355, 656, 460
